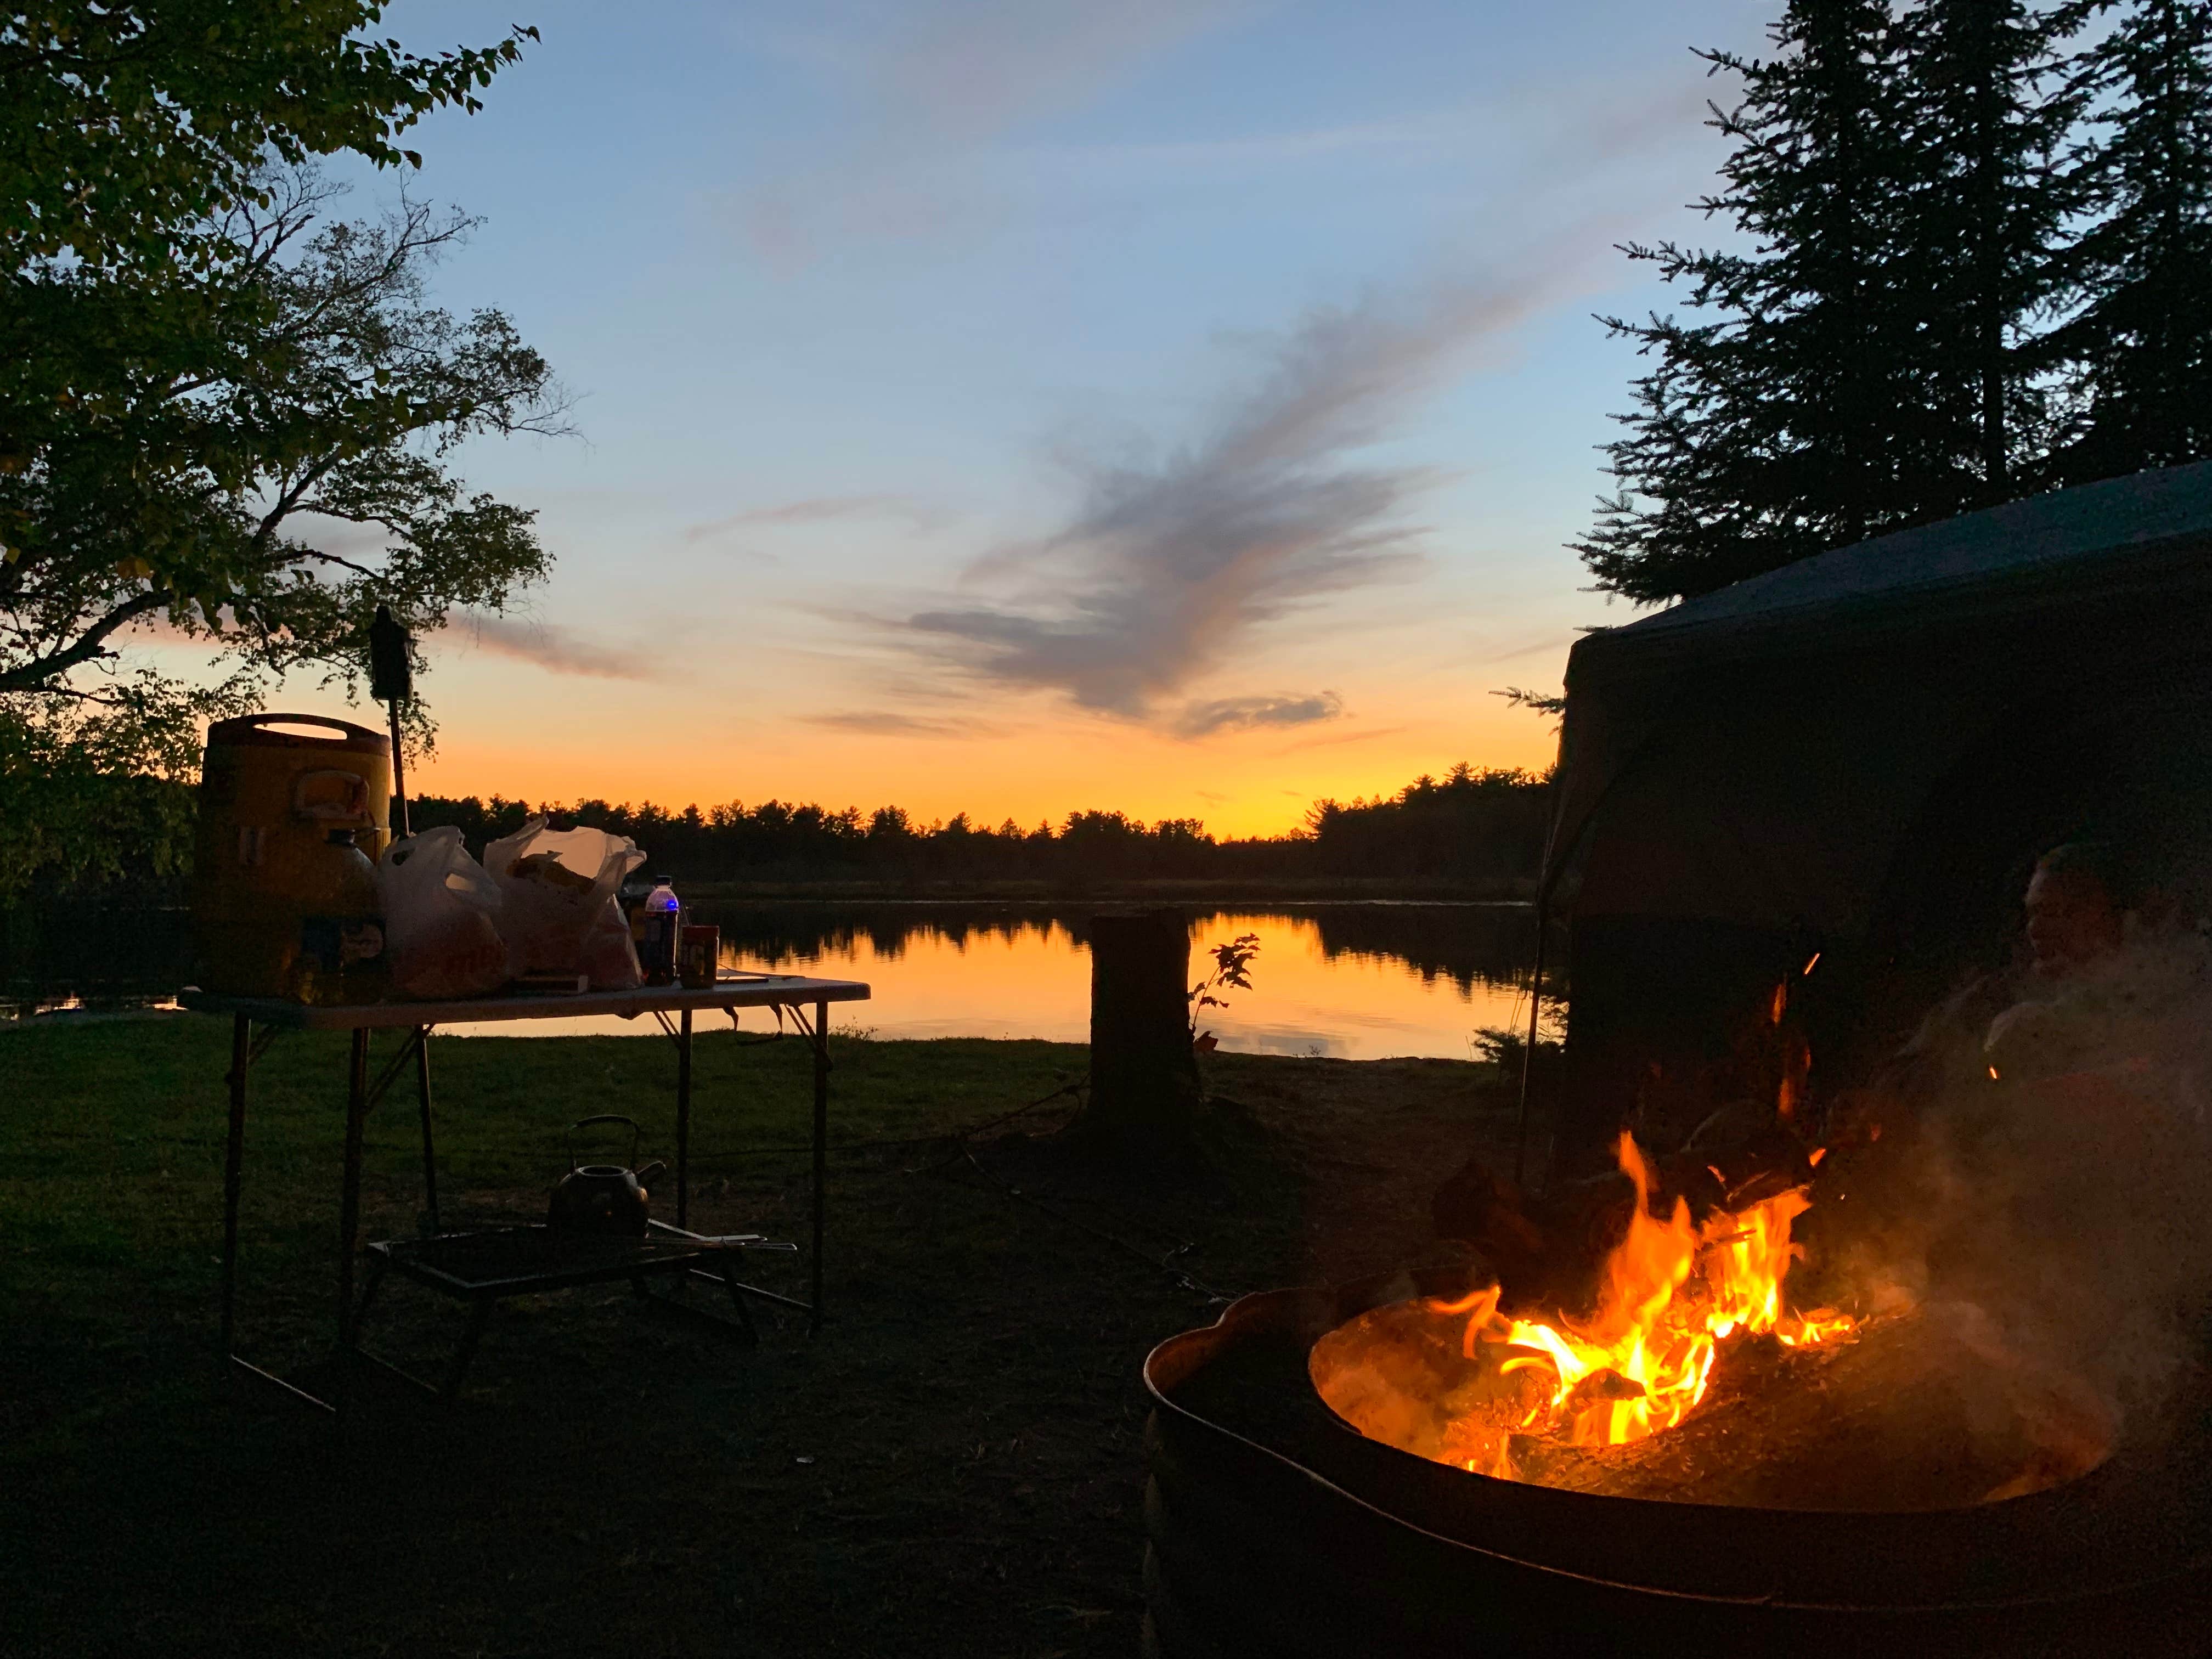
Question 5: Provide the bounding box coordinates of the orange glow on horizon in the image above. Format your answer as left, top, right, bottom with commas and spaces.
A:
414, 713, 1561, 840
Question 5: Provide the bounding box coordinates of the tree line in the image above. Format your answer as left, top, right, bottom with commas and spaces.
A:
1584, 0, 2212, 603
406, 762, 1553, 888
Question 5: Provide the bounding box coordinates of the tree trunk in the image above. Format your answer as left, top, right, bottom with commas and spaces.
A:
1079, 909, 1201, 1155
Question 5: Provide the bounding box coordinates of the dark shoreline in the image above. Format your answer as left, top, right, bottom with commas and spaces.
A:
676, 876, 1538, 905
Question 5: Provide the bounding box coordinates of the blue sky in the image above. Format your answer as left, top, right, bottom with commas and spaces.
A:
320, 0, 1774, 833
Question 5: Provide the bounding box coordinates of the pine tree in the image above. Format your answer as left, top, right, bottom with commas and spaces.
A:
1579, 1, 1927, 605
1890, 0, 2091, 507
2046, 0, 2212, 482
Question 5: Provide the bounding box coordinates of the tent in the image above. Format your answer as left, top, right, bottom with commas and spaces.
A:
1539, 460, 2212, 1170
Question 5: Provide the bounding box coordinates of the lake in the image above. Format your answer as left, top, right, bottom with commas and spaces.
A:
5, 899, 1541, 1061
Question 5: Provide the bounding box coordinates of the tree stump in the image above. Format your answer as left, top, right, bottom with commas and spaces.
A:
1077, 909, 1202, 1158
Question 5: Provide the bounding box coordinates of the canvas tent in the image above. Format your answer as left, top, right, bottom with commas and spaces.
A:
1542, 460, 2212, 1170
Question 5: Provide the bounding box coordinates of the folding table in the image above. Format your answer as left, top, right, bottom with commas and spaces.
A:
180, 973, 871, 1415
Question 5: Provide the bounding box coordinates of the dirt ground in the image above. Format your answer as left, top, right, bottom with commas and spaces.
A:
1, 1022, 1520, 1657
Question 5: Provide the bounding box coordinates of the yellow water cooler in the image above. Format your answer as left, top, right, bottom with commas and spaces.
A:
190, 714, 394, 1001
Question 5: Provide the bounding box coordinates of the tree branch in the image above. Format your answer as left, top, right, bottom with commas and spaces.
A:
0, 589, 172, 693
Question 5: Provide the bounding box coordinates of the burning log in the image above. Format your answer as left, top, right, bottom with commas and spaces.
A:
1329, 1130, 1866, 1487
1505, 1312, 2114, 1509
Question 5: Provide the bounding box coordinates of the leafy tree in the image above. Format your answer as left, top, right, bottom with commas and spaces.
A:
1578, 1, 1931, 603
2, 173, 561, 773
1, 4, 534, 272
2046, 0, 2212, 481
0, 8, 549, 898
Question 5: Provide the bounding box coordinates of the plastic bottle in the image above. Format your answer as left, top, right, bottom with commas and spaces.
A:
637, 875, 682, 986
293, 829, 390, 1004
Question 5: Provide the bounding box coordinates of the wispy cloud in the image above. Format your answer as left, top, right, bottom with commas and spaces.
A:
448, 611, 652, 681
684, 494, 951, 542
1272, 723, 1410, 755
738, 0, 1256, 263
801, 708, 998, 737
1172, 691, 1342, 739
899, 272, 1559, 723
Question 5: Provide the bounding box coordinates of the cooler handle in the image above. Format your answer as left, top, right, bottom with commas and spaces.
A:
211, 712, 391, 748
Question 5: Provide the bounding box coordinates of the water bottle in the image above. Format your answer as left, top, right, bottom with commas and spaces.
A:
637, 875, 681, 986
293, 829, 389, 1004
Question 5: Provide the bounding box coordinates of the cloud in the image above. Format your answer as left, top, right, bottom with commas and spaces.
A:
801, 708, 998, 737
736, 0, 1255, 263
865, 0, 1256, 139
684, 494, 951, 542
1172, 690, 1342, 739
448, 611, 652, 681
900, 273, 1556, 721
1272, 723, 1410, 755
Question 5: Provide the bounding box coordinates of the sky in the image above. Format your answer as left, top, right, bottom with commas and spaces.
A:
196, 0, 1778, 837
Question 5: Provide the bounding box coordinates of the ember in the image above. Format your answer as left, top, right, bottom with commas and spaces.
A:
1312, 1131, 1852, 1483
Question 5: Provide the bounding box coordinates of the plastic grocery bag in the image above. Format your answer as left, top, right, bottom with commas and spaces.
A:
379, 827, 510, 1000
582, 894, 642, 991
483, 817, 646, 983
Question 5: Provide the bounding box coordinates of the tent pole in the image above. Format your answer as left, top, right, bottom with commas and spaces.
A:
1512, 894, 1547, 1191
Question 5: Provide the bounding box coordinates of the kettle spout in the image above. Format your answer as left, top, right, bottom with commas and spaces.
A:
635, 1159, 668, 1188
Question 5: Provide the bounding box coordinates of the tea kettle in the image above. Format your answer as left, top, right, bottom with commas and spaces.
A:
548, 1115, 667, 1236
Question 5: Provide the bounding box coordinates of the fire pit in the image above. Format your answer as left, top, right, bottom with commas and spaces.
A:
1142, 1265, 2212, 1657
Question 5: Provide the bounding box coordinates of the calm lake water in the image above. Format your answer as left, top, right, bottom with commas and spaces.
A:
5, 900, 1541, 1061
444, 901, 1541, 1059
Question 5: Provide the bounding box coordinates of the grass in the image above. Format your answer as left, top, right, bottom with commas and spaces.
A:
0, 1018, 1515, 1658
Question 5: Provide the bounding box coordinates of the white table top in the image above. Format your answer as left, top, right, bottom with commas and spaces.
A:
179, 973, 871, 1030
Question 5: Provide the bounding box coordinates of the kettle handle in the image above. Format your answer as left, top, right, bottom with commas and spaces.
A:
568, 1114, 641, 1172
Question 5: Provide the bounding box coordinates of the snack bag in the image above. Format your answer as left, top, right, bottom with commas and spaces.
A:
379, 827, 509, 1000
484, 817, 646, 980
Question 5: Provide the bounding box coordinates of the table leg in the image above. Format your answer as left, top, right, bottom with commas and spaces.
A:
221, 1015, 250, 1356
811, 999, 828, 1334
414, 1025, 440, 1234
677, 1007, 693, 1231
336, 1028, 370, 1415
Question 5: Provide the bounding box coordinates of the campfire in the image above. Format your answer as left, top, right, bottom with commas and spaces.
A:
1312, 1131, 1858, 1485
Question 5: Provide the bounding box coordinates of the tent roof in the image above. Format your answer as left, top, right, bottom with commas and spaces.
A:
1569, 460, 2212, 686
1544, 462, 2212, 921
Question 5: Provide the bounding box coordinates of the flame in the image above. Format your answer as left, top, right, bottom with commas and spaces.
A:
1419, 1131, 1854, 1475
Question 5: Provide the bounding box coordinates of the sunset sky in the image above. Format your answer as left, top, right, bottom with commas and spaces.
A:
205, 0, 1770, 837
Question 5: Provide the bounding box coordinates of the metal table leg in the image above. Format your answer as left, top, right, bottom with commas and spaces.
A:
676, 1007, 692, 1231
221, 1015, 249, 1357
811, 999, 828, 1334
335, 1028, 370, 1416
414, 1025, 439, 1234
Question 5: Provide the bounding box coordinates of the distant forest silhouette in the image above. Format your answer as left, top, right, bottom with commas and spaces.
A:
412, 761, 1551, 887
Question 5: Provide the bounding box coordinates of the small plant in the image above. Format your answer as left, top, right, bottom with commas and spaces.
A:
1190, 933, 1260, 1052
1470, 1003, 1565, 1069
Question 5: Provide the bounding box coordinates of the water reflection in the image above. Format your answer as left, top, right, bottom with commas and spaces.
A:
2, 898, 1542, 1060
455, 904, 1539, 1060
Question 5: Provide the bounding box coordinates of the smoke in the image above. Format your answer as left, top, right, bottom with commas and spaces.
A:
903, 275, 1553, 725
1819, 919, 2212, 1493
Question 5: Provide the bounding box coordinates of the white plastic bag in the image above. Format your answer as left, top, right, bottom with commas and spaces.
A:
582, 893, 642, 991
484, 816, 646, 981
378, 827, 510, 1000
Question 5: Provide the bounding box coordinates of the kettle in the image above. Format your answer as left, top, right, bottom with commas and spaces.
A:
548, 1115, 667, 1236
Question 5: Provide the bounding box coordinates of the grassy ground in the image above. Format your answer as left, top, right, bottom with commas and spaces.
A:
0, 1019, 1515, 1658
